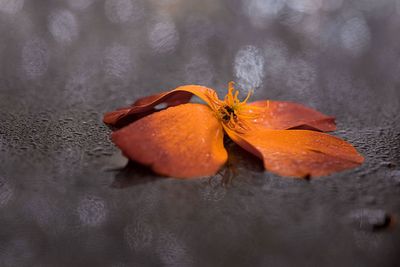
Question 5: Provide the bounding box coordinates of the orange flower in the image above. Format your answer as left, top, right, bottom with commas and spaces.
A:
103, 82, 364, 179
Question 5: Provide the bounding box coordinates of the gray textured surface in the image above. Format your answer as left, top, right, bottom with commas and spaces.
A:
1, 0, 400, 266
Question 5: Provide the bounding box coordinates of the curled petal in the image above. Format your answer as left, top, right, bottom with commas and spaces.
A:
112, 103, 228, 178
225, 128, 364, 178
103, 85, 216, 128
132, 91, 191, 107
250, 101, 336, 132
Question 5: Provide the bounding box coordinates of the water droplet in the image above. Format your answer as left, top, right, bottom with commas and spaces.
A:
379, 161, 396, 168
155, 103, 168, 110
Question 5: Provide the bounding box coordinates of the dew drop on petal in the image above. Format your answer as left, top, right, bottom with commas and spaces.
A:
48, 9, 79, 44
21, 37, 49, 79
340, 16, 371, 57
234, 45, 265, 92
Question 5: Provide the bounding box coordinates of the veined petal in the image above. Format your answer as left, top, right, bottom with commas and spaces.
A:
225, 127, 364, 178
250, 101, 336, 132
103, 85, 216, 127
112, 103, 227, 178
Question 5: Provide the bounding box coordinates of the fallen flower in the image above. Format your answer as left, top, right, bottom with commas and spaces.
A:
103, 82, 364, 179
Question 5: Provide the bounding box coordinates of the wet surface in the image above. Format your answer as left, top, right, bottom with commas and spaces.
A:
1, 0, 400, 266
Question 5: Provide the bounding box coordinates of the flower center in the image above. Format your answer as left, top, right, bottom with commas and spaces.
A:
206, 82, 263, 133
219, 105, 237, 123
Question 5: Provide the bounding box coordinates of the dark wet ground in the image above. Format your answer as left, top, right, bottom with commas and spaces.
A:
1, 0, 400, 266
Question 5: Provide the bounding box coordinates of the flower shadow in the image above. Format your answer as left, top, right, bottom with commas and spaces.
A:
215, 139, 265, 186
110, 161, 164, 189
110, 140, 264, 189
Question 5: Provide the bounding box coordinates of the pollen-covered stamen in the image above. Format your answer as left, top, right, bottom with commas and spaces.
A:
219, 105, 237, 122
205, 82, 266, 133
218, 82, 263, 132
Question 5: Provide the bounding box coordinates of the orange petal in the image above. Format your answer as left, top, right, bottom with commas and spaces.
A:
112, 103, 228, 178
250, 101, 336, 132
103, 85, 216, 128
225, 127, 364, 178
132, 91, 192, 106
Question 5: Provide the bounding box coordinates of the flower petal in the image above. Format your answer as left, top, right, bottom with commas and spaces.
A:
250, 101, 336, 132
112, 103, 228, 178
103, 85, 216, 127
225, 128, 364, 178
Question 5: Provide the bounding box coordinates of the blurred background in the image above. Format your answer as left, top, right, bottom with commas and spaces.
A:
0, 0, 400, 266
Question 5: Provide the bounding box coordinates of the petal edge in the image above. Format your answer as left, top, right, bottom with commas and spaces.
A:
226, 127, 364, 178
112, 103, 228, 178
250, 100, 336, 132
104, 85, 216, 128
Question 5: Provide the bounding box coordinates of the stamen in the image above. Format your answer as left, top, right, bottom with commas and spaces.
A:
210, 82, 266, 133
242, 89, 253, 104
233, 91, 239, 105
228, 81, 235, 93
